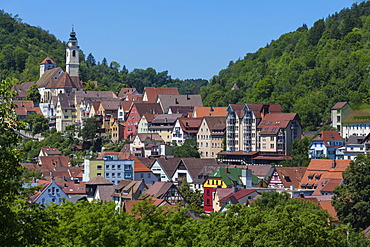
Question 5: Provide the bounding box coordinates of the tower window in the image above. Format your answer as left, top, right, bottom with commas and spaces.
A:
72, 50, 76, 57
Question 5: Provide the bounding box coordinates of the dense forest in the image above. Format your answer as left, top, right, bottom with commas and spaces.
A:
0, 10, 207, 95
201, 1, 370, 130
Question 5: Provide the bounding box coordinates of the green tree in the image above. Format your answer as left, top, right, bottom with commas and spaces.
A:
0, 79, 49, 246
174, 138, 200, 158
80, 117, 101, 146
332, 154, 370, 230
179, 177, 203, 211
25, 83, 40, 104
24, 113, 49, 135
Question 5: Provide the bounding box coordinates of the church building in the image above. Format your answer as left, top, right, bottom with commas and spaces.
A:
37, 28, 84, 103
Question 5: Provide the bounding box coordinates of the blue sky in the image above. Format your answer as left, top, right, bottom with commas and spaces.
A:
2, 0, 358, 80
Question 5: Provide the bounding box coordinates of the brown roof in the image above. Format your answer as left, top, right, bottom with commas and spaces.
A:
13, 100, 42, 116
193, 106, 228, 117
58, 93, 75, 110
275, 167, 307, 188
86, 176, 114, 185
179, 158, 219, 180
157, 94, 203, 113
204, 116, 226, 131
136, 133, 164, 143
57, 181, 86, 194
75, 91, 118, 104
151, 114, 182, 124
40, 147, 62, 156
151, 157, 183, 179
168, 106, 194, 116
144, 182, 174, 198
313, 131, 344, 141
45, 72, 82, 89
331, 102, 348, 110
133, 103, 163, 117
36, 67, 62, 88
178, 117, 202, 133
142, 114, 157, 123
144, 87, 179, 103
131, 156, 152, 172
219, 189, 257, 203
39, 156, 71, 168
246, 165, 274, 179
258, 113, 298, 134
96, 185, 114, 202
100, 101, 121, 111
118, 88, 138, 97
12, 81, 36, 99
300, 159, 351, 189
40, 57, 56, 64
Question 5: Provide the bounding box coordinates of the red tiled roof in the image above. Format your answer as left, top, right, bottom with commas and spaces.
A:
193, 106, 227, 117
86, 175, 113, 185
313, 131, 344, 141
275, 167, 307, 188
40, 147, 62, 156
258, 113, 298, 134
144, 87, 179, 103
40, 57, 56, 64
300, 159, 350, 189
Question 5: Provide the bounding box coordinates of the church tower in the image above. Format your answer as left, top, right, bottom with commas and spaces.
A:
66, 27, 79, 77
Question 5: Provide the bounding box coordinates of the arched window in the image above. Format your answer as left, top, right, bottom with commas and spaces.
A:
72, 50, 76, 57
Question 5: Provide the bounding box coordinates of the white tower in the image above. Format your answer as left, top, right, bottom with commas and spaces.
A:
66, 27, 79, 77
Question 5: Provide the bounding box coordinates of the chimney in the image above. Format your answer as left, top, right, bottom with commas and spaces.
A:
332, 160, 336, 168
175, 98, 179, 104
226, 166, 229, 173
210, 106, 214, 112
186, 95, 190, 100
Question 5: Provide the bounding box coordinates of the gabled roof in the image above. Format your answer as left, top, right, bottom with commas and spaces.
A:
157, 94, 203, 113
151, 114, 182, 124
151, 157, 183, 179
193, 106, 228, 117
177, 117, 202, 133
86, 176, 114, 185
39, 156, 71, 168
12, 81, 36, 99
75, 91, 118, 104
258, 113, 299, 134
312, 178, 342, 195
313, 131, 344, 142
203, 116, 226, 131
118, 88, 138, 98
131, 156, 152, 172
144, 87, 179, 103
207, 168, 244, 186
168, 106, 194, 116
96, 185, 114, 202
13, 100, 42, 116
144, 181, 175, 199
275, 167, 307, 188
219, 189, 257, 203
331, 102, 348, 110
40, 147, 62, 156
40, 57, 56, 64
179, 158, 219, 180
37, 67, 62, 88
136, 133, 164, 143
142, 114, 157, 123
300, 159, 350, 189
45, 72, 81, 89
100, 101, 121, 111
57, 93, 75, 110
132, 103, 163, 117
246, 165, 274, 179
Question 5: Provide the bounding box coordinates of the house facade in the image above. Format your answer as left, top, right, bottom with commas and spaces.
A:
308, 131, 345, 159
197, 116, 226, 158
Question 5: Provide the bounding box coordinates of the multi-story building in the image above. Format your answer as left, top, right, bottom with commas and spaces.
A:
308, 130, 345, 159
148, 114, 182, 144
83, 152, 134, 185
55, 93, 77, 132
257, 113, 301, 156
173, 117, 202, 146
226, 104, 283, 152
124, 103, 163, 139
197, 116, 226, 158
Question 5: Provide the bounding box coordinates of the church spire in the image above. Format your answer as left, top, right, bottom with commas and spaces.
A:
66, 26, 79, 77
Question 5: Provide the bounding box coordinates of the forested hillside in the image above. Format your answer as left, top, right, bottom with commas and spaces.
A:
0, 10, 207, 94
201, 1, 370, 130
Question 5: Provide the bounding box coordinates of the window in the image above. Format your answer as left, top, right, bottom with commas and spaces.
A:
97, 165, 102, 170
72, 50, 76, 57
97, 173, 101, 176
270, 144, 274, 149
271, 136, 274, 141
106, 173, 110, 177
124, 165, 131, 170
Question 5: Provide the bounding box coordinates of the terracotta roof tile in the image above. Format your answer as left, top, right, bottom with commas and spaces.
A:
144, 87, 179, 103
331, 102, 348, 110
258, 113, 298, 134
193, 106, 228, 117
40, 57, 56, 64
